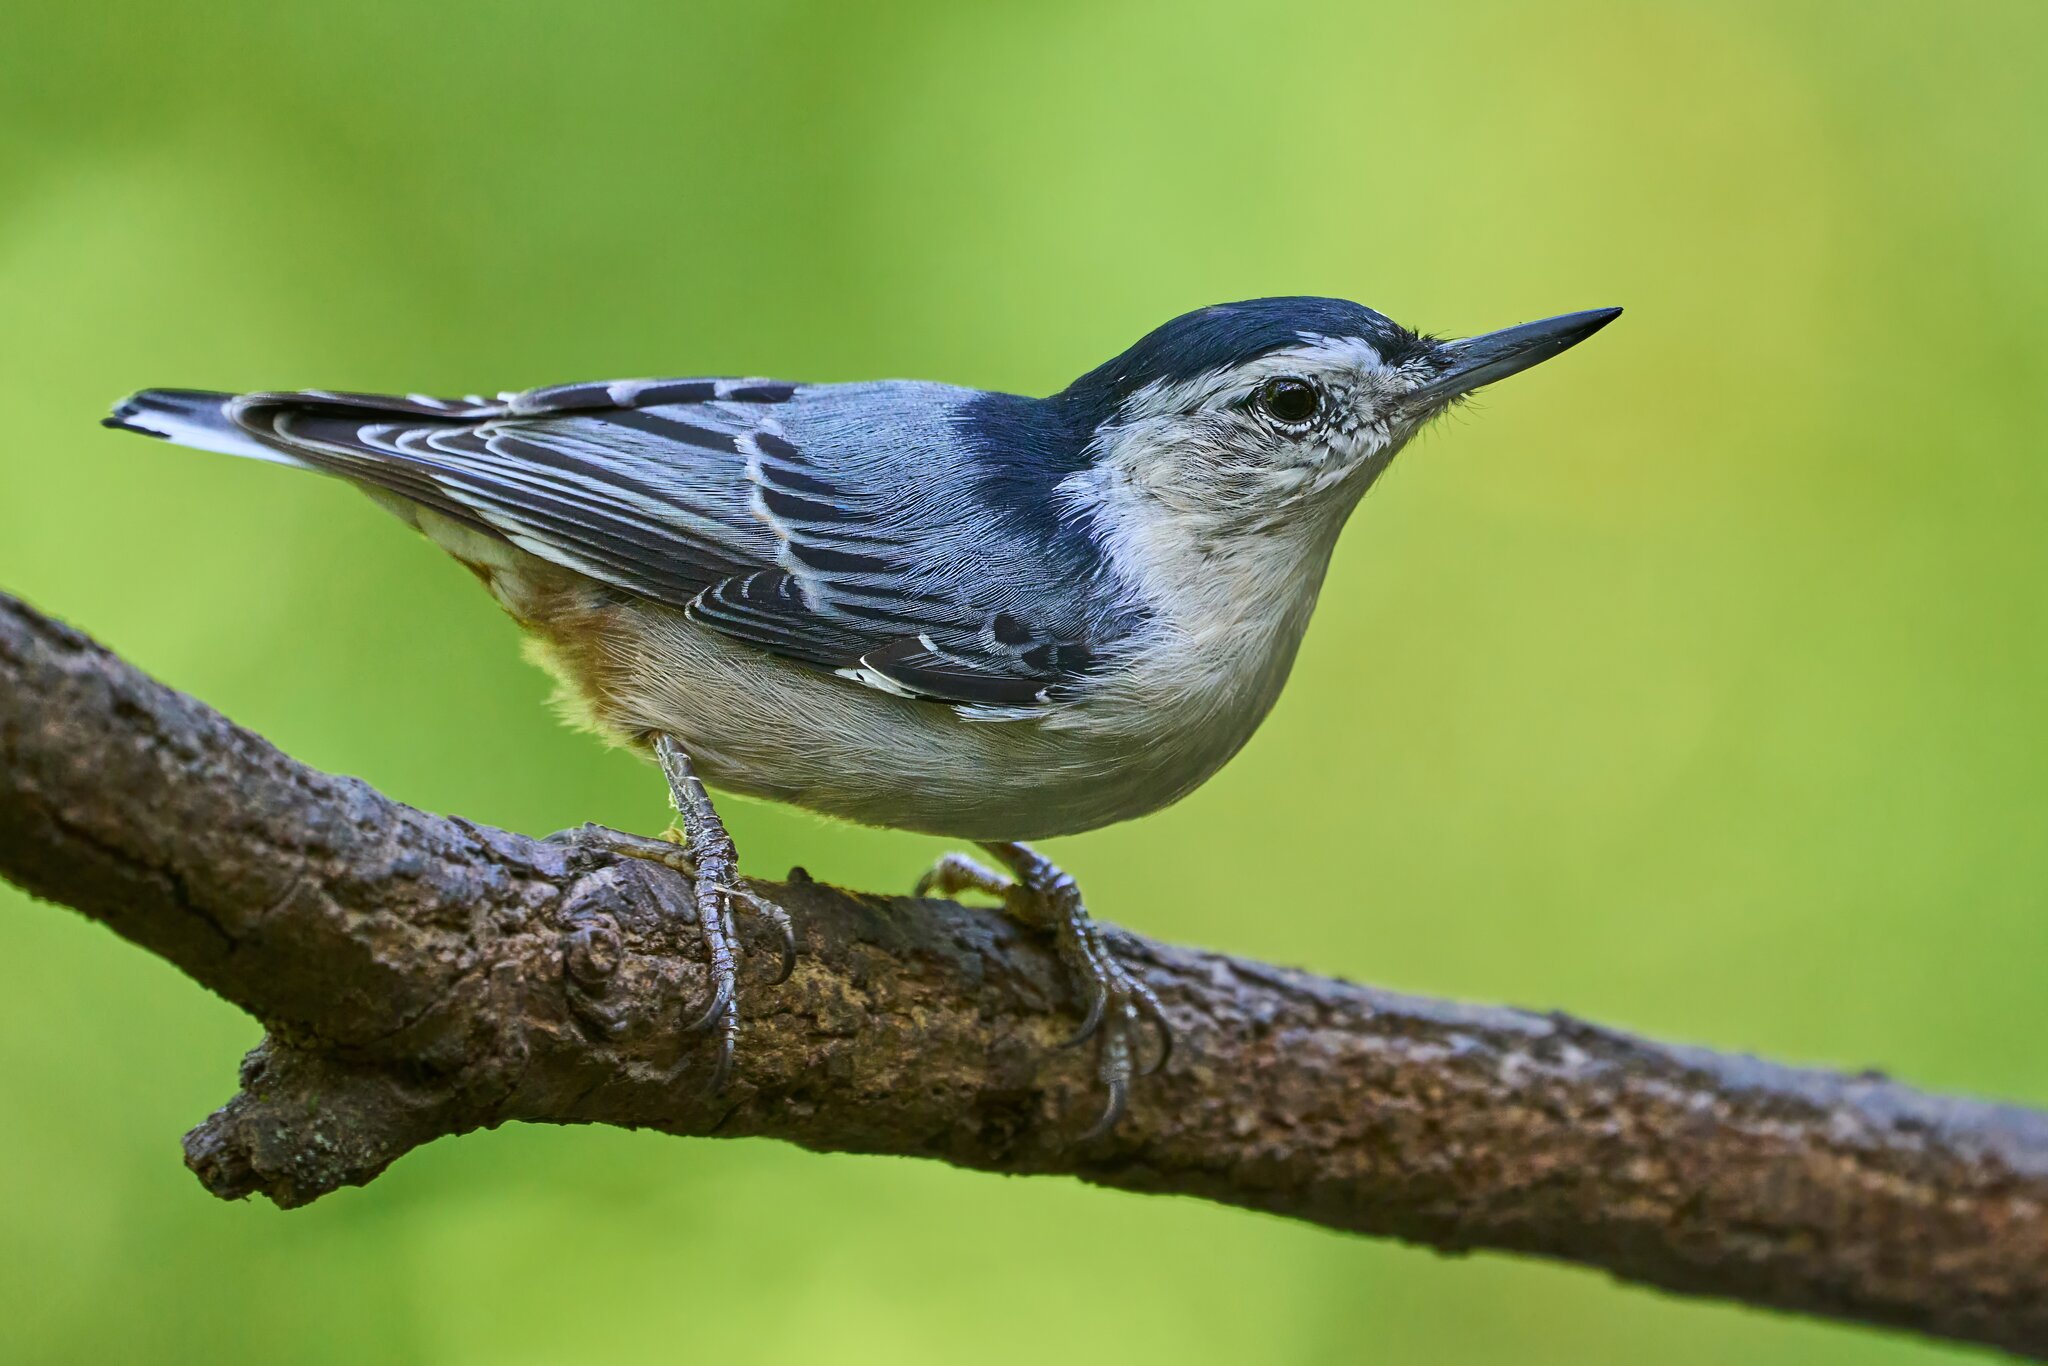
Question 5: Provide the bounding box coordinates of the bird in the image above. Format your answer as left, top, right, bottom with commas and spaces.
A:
102, 296, 1620, 1134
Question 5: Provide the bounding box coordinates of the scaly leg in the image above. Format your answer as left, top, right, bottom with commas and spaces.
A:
553, 734, 793, 1091
917, 841, 1172, 1137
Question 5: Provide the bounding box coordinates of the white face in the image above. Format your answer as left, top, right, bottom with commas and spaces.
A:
1081, 333, 1445, 532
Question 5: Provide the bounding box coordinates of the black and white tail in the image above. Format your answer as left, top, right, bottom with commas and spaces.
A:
103, 389, 310, 467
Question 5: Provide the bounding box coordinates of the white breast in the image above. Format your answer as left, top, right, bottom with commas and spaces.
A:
1045, 461, 1344, 786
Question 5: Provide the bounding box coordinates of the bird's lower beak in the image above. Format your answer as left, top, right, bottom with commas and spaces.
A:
1405, 307, 1623, 412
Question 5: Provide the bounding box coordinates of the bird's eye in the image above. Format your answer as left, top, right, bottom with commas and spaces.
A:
1254, 377, 1321, 426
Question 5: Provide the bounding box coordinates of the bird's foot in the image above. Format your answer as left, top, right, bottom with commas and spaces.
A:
918, 842, 1172, 1138
547, 736, 794, 1092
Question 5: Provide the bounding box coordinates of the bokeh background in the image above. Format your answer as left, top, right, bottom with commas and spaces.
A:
4, 1, 2045, 1361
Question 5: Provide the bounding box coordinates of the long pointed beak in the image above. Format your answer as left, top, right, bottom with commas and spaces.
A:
1406, 307, 1622, 410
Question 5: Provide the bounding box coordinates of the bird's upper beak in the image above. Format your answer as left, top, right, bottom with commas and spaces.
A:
1405, 307, 1623, 412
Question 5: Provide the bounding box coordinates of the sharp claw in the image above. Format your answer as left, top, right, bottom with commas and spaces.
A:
685, 974, 734, 1034
1139, 1014, 1174, 1077
772, 926, 797, 985
1063, 987, 1108, 1048
702, 1034, 735, 1096
1078, 1076, 1128, 1142
1127, 981, 1175, 1075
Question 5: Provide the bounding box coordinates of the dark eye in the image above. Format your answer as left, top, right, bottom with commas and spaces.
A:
1255, 376, 1320, 426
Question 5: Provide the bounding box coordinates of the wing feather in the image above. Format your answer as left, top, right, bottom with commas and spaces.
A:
228, 379, 1107, 711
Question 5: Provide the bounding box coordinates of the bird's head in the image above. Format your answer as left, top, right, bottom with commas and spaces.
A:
1056, 297, 1620, 534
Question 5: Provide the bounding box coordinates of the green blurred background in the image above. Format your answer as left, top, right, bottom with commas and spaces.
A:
3, 1, 2044, 1361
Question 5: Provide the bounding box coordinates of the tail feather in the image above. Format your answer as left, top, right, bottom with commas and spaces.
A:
103, 389, 309, 467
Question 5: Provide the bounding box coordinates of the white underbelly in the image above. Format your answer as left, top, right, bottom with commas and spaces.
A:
582, 602, 1304, 841
439, 510, 1325, 842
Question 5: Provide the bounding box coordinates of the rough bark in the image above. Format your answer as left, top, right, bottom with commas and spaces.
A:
2, 587, 2045, 1359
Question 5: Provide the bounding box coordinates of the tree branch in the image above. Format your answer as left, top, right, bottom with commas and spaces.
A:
3, 587, 2045, 1360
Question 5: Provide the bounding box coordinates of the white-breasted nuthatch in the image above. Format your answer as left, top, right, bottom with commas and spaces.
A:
104, 296, 1619, 1132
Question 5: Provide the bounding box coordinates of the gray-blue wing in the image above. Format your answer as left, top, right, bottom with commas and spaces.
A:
227, 377, 1103, 712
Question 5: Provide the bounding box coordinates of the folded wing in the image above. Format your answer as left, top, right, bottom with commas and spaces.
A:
225, 378, 1108, 713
